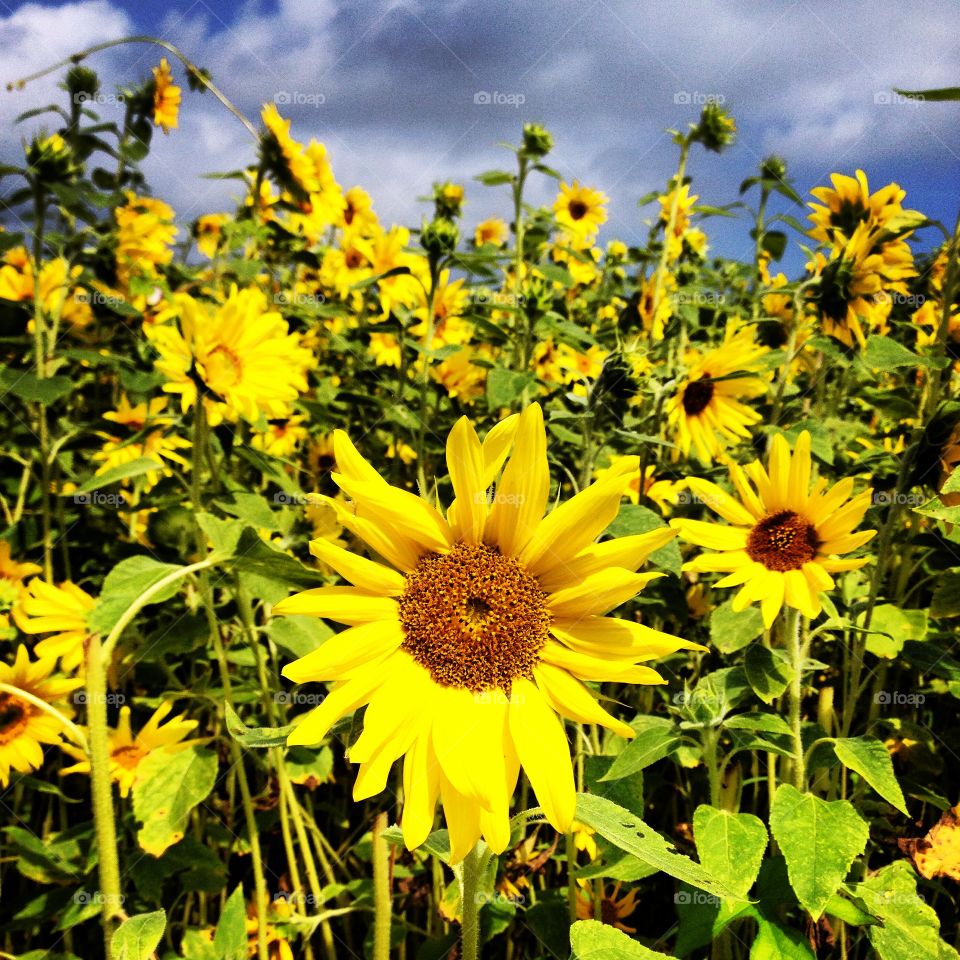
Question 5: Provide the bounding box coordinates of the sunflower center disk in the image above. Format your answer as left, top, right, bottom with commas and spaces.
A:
682, 376, 715, 416
0, 693, 30, 745
746, 510, 819, 572
398, 542, 551, 693
202, 345, 243, 392
568, 200, 588, 220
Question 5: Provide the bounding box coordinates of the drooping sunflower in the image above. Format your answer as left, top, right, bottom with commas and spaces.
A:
0, 646, 83, 787
151, 58, 181, 134
272, 405, 700, 862
671, 431, 876, 627
666, 330, 769, 463
147, 285, 314, 425
61, 701, 199, 797
260, 104, 318, 198
553, 182, 608, 240
14, 580, 96, 673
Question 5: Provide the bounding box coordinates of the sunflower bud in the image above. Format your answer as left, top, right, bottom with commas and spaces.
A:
25, 133, 80, 183
760, 155, 787, 182
433, 181, 465, 219
421, 217, 459, 259
692, 103, 736, 153
521, 122, 553, 159
64, 66, 99, 105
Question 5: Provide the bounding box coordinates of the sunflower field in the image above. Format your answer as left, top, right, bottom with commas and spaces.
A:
1, 37, 960, 960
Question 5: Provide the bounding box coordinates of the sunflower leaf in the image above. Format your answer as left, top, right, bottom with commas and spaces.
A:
570, 920, 678, 958
574, 793, 748, 901
833, 736, 908, 815
693, 805, 768, 898
110, 910, 166, 960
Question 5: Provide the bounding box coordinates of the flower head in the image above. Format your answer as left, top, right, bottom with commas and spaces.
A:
14, 580, 97, 673
151, 58, 181, 133
553, 182, 608, 240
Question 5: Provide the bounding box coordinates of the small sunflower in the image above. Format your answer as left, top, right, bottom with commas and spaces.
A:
474, 218, 509, 247
339, 186, 379, 235
272, 405, 700, 862
147, 285, 314, 425
0, 646, 83, 786
0, 543, 42, 632
666, 331, 769, 463
260, 104, 318, 198
151, 58, 181, 134
14, 580, 96, 673
553, 182, 608, 240
575, 881, 640, 933
61, 701, 199, 797
672, 431, 876, 627
251, 417, 310, 460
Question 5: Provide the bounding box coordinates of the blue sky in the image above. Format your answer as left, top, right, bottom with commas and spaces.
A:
1, 0, 959, 274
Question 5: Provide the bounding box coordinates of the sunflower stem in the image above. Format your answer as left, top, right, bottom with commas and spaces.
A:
85, 632, 126, 956
783, 607, 806, 790
373, 811, 392, 960
651, 138, 690, 348
460, 842, 484, 960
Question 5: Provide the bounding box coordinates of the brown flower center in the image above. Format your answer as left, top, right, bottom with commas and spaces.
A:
746, 510, 819, 571
682, 377, 715, 416
568, 200, 589, 221
0, 693, 30, 745
111, 744, 146, 771
398, 542, 550, 693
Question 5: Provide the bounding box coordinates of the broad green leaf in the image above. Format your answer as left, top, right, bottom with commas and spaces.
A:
677, 668, 750, 728
0, 366, 74, 404
709, 601, 763, 654
599, 720, 680, 781
744, 644, 791, 703
584, 753, 645, 818
769, 785, 869, 919
72, 456, 163, 494
266, 615, 332, 659
833, 736, 908, 814
931, 571, 960, 618
88, 556, 183, 635
693, 805, 768, 898
864, 604, 928, 658
823, 891, 878, 926
212, 885, 247, 960
570, 919, 677, 958
862, 336, 948, 371
575, 793, 746, 901
133, 746, 218, 857
214, 492, 281, 531
111, 910, 166, 960
856, 861, 960, 960
224, 703, 293, 749
487, 367, 536, 409
749, 915, 815, 959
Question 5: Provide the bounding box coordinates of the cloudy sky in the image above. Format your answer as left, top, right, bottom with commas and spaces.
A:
1, 0, 958, 270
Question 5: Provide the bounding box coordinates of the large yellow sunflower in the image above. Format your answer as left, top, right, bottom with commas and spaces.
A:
147, 285, 314, 425
15, 580, 96, 673
61, 701, 199, 797
553, 182, 608, 240
665, 330, 769, 463
672, 431, 876, 627
151, 58, 181, 134
0, 646, 83, 786
272, 405, 700, 862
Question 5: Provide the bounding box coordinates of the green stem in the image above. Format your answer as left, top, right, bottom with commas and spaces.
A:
86, 632, 125, 956
460, 843, 483, 960
373, 811, 392, 960
783, 607, 806, 790
415, 261, 441, 492
651, 139, 690, 338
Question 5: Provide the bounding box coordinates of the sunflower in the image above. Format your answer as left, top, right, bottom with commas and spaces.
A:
474, 218, 509, 248
575, 881, 640, 933
671, 431, 876, 627
260, 104, 318, 198
595, 458, 681, 515
60, 701, 199, 797
194, 213, 229, 258
151, 58, 181, 134
251, 417, 310, 460
0, 545, 42, 639
553, 182, 608, 240
339, 186, 379, 235
0, 646, 83, 786
115, 193, 177, 290
14, 580, 96, 673
271, 405, 701, 862
147, 285, 314, 425
666, 331, 769, 463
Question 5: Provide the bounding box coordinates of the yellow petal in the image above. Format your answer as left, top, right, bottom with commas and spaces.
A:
272, 586, 398, 625
322, 495, 424, 572
440, 779, 483, 864
534, 663, 636, 739
540, 641, 666, 685
333, 429, 385, 484
446, 416, 487, 544
671, 519, 749, 551
550, 617, 706, 658
547, 569, 661, 618
282, 620, 405, 683
308, 538, 406, 594
402, 733, 441, 851
481, 414, 519, 487
685, 478, 757, 526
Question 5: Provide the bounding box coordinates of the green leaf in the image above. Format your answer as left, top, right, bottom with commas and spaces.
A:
856, 861, 960, 959
110, 910, 166, 960
224, 703, 293, 749
862, 336, 949, 371
931, 571, 960, 618
749, 915, 815, 959
212, 885, 248, 960
709, 601, 763, 654
744, 644, 791, 704
72, 456, 163, 494
693, 805, 768, 898
833, 736, 908, 814
823, 891, 878, 926
605, 505, 681, 576
768, 784, 869, 920
0, 366, 74, 404
214, 492, 281, 531
486, 367, 536, 409
133, 746, 218, 857
574, 793, 746, 901
266, 615, 332, 659
88, 556, 183, 635
863, 604, 928, 659
599, 719, 680, 781
760, 230, 787, 261
894, 86, 960, 102
570, 919, 677, 958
